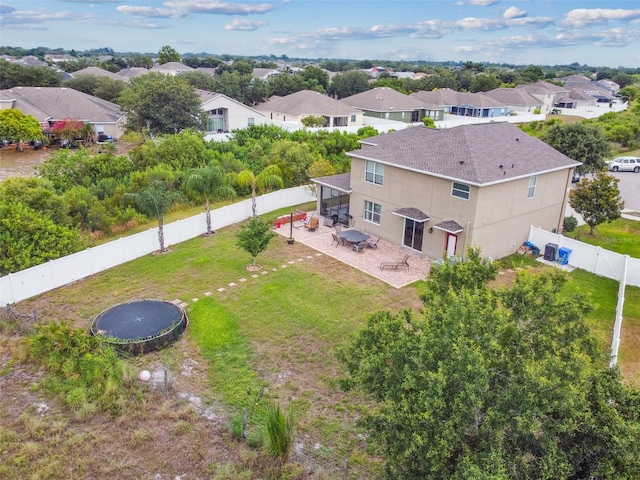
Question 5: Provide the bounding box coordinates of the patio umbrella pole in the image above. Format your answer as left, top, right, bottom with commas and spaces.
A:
287, 213, 295, 245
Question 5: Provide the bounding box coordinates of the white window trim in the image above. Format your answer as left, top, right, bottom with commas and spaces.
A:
364, 200, 382, 224
451, 181, 470, 200
527, 175, 537, 199
365, 161, 384, 186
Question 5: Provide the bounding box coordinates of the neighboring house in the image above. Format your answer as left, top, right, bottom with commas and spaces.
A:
482, 88, 543, 114
197, 89, 267, 133
554, 89, 596, 109
312, 122, 579, 260
11, 55, 48, 67
45, 54, 77, 63
411, 89, 509, 118
341, 87, 440, 123
71, 66, 122, 80
255, 90, 363, 127
252, 65, 304, 80
116, 67, 151, 81
594, 78, 620, 94
150, 62, 194, 76
0, 86, 126, 139
515, 81, 570, 114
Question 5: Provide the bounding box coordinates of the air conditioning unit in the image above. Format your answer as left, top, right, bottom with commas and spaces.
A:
544, 243, 558, 261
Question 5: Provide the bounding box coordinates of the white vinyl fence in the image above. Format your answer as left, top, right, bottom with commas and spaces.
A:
1, 186, 315, 305
527, 226, 640, 287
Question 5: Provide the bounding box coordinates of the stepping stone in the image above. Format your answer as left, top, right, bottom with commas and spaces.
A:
191, 298, 198, 302
179, 302, 188, 308
306, 255, 313, 259
281, 264, 288, 268
239, 278, 247, 282
272, 268, 278, 271
252, 274, 259, 278
171, 299, 182, 304
288, 260, 295, 264
297, 258, 304, 262
261, 271, 268, 275
204, 291, 212, 296
217, 287, 225, 292
314, 253, 322, 257
228, 282, 237, 287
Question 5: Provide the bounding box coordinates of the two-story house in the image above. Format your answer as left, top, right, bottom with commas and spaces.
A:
312, 122, 580, 260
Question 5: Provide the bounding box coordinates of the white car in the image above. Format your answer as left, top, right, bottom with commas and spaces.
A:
606, 156, 640, 172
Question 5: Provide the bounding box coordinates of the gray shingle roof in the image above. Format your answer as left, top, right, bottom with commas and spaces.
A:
392, 207, 429, 221
311, 172, 351, 192
341, 87, 426, 112
0, 86, 125, 123
515, 81, 569, 95
349, 123, 580, 186
72, 67, 122, 80
256, 90, 358, 116
482, 88, 542, 107
411, 89, 507, 109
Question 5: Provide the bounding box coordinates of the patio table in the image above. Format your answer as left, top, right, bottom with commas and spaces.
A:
338, 229, 370, 245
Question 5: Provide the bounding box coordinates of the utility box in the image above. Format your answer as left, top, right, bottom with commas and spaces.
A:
558, 247, 572, 265
544, 243, 558, 262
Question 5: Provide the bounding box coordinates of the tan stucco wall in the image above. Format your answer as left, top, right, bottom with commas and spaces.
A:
201, 97, 267, 131
348, 158, 571, 260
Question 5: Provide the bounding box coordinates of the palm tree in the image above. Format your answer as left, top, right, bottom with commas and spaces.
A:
130, 180, 181, 252
184, 166, 236, 235
235, 165, 284, 218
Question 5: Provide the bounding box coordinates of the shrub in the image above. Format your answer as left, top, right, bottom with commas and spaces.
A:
563, 215, 579, 233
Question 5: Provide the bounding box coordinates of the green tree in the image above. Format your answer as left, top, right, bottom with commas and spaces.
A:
300, 65, 330, 92
339, 257, 640, 479
129, 180, 181, 252
569, 169, 624, 234
544, 122, 610, 173
158, 45, 181, 64
184, 166, 236, 235
521, 65, 544, 83
0, 202, 86, 274
469, 73, 500, 93
0, 109, 44, 150
117, 73, 206, 135
235, 165, 284, 218
265, 139, 320, 187
0, 59, 61, 89
328, 70, 371, 99
234, 216, 276, 269
0, 177, 70, 226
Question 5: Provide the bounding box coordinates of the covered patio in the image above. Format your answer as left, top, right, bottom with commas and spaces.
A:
274, 212, 431, 289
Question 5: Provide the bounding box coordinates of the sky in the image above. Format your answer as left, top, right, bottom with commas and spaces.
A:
1, 1, 640, 67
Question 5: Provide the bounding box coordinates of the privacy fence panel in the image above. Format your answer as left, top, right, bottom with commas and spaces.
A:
528, 226, 639, 286
1, 187, 314, 305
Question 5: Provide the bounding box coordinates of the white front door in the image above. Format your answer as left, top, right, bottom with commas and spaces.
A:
446, 233, 457, 257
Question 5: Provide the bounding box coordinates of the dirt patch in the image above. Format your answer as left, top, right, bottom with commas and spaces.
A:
0, 142, 136, 182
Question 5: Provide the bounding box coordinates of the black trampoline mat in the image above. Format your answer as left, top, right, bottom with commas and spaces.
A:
93, 300, 183, 340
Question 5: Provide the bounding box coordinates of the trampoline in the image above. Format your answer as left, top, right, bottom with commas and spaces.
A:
90, 299, 188, 355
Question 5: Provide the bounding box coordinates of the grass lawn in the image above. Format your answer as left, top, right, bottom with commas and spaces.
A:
3, 205, 638, 478
565, 218, 640, 257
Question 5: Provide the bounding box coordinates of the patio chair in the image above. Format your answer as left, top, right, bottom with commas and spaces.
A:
380, 254, 410, 271
366, 237, 380, 249
331, 233, 342, 247
353, 241, 366, 253
334, 224, 343, 233
304, 217, 319, 232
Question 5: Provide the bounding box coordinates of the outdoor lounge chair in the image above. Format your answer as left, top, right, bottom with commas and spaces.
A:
380, 254, 410, 271
304, 217, 319, 231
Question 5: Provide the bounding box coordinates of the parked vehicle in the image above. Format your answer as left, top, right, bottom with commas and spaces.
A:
606, 157, 640, 172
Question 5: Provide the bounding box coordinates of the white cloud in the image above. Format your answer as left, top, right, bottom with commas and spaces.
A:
224, 18, 267, 31
562, 8, 640, 28
163, 0, 274, 15
116, 5, 181, 18
503, 6, 526, 20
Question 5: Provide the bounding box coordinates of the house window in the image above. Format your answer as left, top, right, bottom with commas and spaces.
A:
452, 182, 470, 200
350, 115, 356, 122
364, 200, 381, 224
247, 118, 254, 126
365, 161, 384, 185
527, 175, 537, 199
